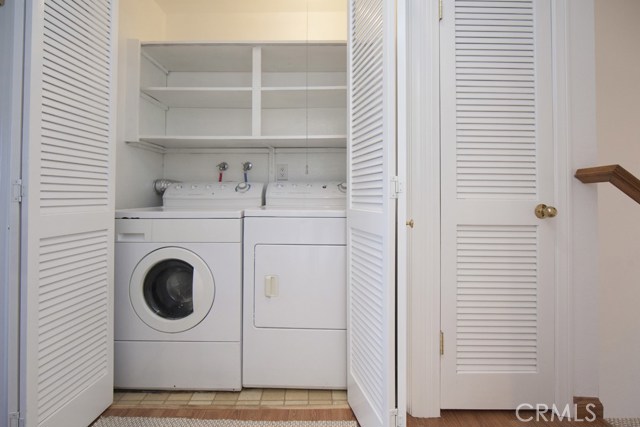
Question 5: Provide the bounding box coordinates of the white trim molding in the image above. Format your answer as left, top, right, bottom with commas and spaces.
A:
0, 0, 25, 425
406, 0, 441, 418
562, 0, 600, 404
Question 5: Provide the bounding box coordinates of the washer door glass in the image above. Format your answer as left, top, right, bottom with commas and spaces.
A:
143, 259, 194, 319
130, 247, 215, 333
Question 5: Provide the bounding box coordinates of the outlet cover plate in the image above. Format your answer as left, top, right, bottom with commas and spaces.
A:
277, 164, 288, 181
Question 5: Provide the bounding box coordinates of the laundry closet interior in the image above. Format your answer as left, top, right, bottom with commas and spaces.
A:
114, 0, 350, 393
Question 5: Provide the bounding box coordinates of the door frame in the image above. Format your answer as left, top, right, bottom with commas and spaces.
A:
406, 0, 599, 417
0, 0, 25, 424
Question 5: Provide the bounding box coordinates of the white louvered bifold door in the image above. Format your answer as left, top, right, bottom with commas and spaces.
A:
20, 0, 117, 426
440, 0, 555, 409
347, 0, 404, 426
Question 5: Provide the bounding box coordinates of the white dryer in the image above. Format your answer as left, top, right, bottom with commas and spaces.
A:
242, 182, 347, 389
114, 182, 263, 390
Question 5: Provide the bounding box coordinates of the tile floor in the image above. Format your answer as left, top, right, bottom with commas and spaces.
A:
112, 389, 349, 409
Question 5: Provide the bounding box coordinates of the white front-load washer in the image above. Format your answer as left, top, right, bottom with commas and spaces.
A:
242, 182, 347, 389
114, 182, 263, 390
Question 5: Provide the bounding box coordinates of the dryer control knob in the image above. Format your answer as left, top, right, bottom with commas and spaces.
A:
235, 182, 250, 193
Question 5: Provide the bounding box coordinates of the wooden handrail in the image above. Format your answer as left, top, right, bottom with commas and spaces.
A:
575, 164, 640, 204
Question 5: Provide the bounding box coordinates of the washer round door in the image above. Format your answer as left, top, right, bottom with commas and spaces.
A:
130, 247, 215, 333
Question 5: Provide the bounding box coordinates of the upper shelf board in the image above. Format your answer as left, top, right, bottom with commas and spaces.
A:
261, 45, 347, 72
142, 87, 253, 108
142, 44, 254, 72
136, 135, 347, 149
262, 87, 347, 109
141, 43, 347, 73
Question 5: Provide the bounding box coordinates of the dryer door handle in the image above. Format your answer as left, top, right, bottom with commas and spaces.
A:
264, 275, 279, 298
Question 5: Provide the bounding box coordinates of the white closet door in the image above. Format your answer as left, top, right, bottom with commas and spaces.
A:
21, 0, 117, 426
347, 0, 405, 426
440, 0, 555, 409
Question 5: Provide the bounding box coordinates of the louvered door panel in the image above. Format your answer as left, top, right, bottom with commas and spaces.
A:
350, 0, 385, 211
37, 230, 109, 422
22, 1, 116, 426
455, 0, 537, 199
41, 0, 111, 212
350, 229, 385, 418
347, 0, 400, 426
456, 225, 538, 373
441, 0, 555, 409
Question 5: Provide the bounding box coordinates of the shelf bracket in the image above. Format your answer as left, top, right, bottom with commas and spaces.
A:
140, 92, 169, 111
141, 50, 169, 75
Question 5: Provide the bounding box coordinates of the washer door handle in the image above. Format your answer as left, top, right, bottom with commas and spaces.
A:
264, 275, 279, 298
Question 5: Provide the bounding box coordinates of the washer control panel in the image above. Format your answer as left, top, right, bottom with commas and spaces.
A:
163, 182, 264, 209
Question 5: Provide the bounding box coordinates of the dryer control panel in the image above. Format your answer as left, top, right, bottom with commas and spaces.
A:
266, 181, 346, 208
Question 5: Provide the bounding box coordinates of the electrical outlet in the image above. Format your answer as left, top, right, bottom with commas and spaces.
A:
277, 164, 288, 181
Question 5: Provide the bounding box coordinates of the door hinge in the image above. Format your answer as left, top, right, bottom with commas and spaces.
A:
391, 408, 404, 427
9, 412, 24, 427
12, 179, 23, 203
439, 0, 443, 20
390, 176, 404, 199
440, 331, 444, 355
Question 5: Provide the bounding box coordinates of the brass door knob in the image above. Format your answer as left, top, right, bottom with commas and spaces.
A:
406, 219, 414, 228
535, 204, 558, 219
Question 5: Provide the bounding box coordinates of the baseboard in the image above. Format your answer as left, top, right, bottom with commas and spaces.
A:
574, 396, 604, 420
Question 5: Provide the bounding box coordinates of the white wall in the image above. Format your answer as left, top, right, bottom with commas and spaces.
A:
155, 0, 347, 42
115, 0, 168, 208
162, 150, 346, 184
564, 1, 600, 405
595, 0, 640, 417
163, 152, 271, 183
275, 150, 346, 182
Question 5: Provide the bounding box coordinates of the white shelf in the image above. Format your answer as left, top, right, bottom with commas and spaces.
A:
142, 87, 252, 108
261, 45, 347, 72
262, 87, 347, 109
142, 44, 254, 72
129, 42, 347, 151
136, 135, 347, 150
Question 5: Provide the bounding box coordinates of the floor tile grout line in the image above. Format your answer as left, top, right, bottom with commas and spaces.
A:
111, 388, 350, 410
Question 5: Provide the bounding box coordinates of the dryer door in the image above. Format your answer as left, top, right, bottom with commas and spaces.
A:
130, 247, 215, 333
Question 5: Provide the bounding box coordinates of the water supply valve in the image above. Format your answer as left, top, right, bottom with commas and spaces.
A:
217, 162, 229, 182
